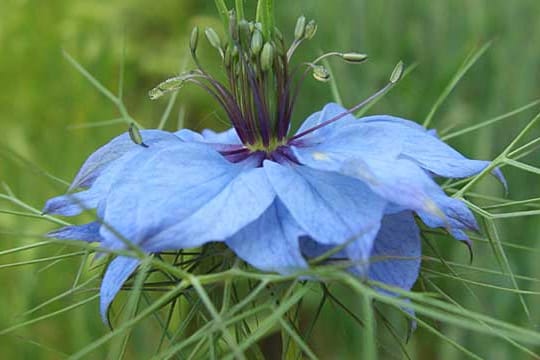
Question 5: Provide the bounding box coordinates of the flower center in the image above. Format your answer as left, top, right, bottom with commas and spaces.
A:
149, 8, 402, 157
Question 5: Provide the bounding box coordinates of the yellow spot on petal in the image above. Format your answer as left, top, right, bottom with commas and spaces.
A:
312, 152, 329, 161
424, 199, 446, 221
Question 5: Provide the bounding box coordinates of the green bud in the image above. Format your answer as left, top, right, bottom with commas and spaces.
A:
190, 27, 199, 53
251, 30, 263, 55
304, 20, 317, 40
390, 61, 404, 84
205, 27, 222, 50
312, 65, 330, 82
342, 52, 368, 63
129, 123, 148, 148
294, 15, 306, 40
261, 42, 274, 72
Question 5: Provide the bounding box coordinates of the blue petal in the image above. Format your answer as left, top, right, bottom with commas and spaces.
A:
175, 129, 204, 142
100, 256, 140, 324
293, 103, 356, 142
263, 160, 386, 262
361, 114, 428, 132
226, 200, 307, 273
341, 157, 478, 243
292, 121, 403, 173
43, 136, 183, 217
98, 143, 274, 252
368, 211, 421, 292
362, 115, 503, 182
342, 157, 449, 215
47, 221, 102, 242
201, 128, 242, 144
70, 130, 180, 191
42, 190, 101, 216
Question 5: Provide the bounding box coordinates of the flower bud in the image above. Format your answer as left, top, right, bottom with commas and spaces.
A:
190, 27, 199, 53
261, 42, 274, 72
341, 52, 368, 64
251, 30, 263, 55
304, 20, 317, 40
205, 27, 222, 50
390, 61, 404, 84
312, 65, 330, 82
294, 15, 306, 41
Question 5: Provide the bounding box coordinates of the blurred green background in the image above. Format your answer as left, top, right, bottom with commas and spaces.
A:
1, 0, 540, 358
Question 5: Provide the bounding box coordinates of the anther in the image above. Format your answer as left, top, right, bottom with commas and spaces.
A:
390, 61, 404, 84
205, 28, 222, 52
261, 43, 274, 72
251, 30, 263, 55
341, 52, 368, 64
304, 20, 317, 40
312, 65, 330, 82
294, 15, 306, 41
129, 123, 148, 148
190, 27, 199, 54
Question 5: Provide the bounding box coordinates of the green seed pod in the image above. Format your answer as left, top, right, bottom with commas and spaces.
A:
390, 61, 404, 84
190, 27, 199, 53
261, 42, 274, 72
129, 123, 148, 148
304, 20, 317, 40
294, 15, 306, 40
342, 52, 368, 63
205, 27, 222, 50
312, 65, 330, 82
251, 30, 263, 55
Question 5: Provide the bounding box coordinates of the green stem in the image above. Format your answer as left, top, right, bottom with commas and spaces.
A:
235, 0, 245, 20
214, 0, 229, 29
256, 0, 274, 39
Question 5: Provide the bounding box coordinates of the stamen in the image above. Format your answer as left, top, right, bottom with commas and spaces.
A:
290, 61, 405, 141
128, 123, 148, 148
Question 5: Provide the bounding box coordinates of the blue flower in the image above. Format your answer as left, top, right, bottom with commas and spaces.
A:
44, 103, 503, 321
43, 14, 504, 322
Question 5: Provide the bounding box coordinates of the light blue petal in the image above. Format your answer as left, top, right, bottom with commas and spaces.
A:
264, 160, 386, 262
43, 137, 183, 217
291, 121, 404, 173
293, 103, 356, 142
342, 157, 448, 214
361, 114, 427, 132
362, 115, 503, 183
42, 190, 101, 216
368, 211, 421, 292
226, 200, 308, 273
100, 256, 140, 324
201, 128, 242, 144
98, 143, 274, 252
417, 193, 479, 244
175, 129, 204, 142
70, 130, 179, 191
342, 157, 478, 242
47, 221, 102, 242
